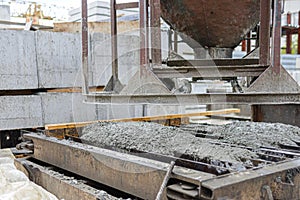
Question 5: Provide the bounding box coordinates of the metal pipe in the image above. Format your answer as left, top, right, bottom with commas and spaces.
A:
111, 0, 118, 88
81, 0, 89, 94
259, 0, 271, 66
271, 0, 282, 73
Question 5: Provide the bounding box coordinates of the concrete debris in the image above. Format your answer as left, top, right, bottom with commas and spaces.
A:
81, 122, 258, 165
45, 167, 129, 200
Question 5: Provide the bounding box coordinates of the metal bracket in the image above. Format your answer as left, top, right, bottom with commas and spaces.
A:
120, 67, 171, 94
246, 65, 300, 93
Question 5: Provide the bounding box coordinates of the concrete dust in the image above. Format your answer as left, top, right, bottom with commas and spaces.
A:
81, 122, 258, 165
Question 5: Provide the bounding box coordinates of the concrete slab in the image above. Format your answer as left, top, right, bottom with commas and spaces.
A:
0, 30, 38, 90
0, 96, 43, 130
91, 33, 140, 86
40, 92, 97, 125
96, 104, 144, 120
36, 31, 84, 88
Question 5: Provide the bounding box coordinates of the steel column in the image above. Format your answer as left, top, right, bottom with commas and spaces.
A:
111, 0, 119, 88
242, 40, 246, 52
259, 0, 271, 66
174, 31, 178, 53
298, 11, 300, 54
150, 0, 162, 65
139, 0, 149, 67
81, 0, 89, 94
286, 13, 292, 54
271, 0, 282, 73
247, 32, 251, 53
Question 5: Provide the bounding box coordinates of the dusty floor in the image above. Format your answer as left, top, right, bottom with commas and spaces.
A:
81, 121, 300, 167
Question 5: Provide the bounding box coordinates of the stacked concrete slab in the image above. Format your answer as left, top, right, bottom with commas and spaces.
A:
0, 30, 144, 130
0, 96, 43, 130
0, 31, 38, 90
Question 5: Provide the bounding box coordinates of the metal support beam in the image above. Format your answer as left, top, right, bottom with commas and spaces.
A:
139, 0, 149, 67
85, 93, 300, 105
24, 133, 212, 200
153, 65, 268, 79
174, 31, 178, 53
298, 11, 300, 54
286, 13, 292, 54
81, 0, 89, 94
271, 0, 282, 73
150, 0, 162, 65
111, 0, 118, 86
115, 2, 139, 10
252, 104, 300, 127
259, 0, 271, 65
247, 32, 251, 53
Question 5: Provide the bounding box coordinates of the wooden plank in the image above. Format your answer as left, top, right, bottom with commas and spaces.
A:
45, 109, 240, 130
47, 86, 104, 93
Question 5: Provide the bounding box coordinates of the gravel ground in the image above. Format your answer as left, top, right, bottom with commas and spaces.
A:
81, 122, 258, 165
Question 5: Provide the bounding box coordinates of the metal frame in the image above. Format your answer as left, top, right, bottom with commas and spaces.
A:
80, 0, 300, 105
25, 133, 300, 200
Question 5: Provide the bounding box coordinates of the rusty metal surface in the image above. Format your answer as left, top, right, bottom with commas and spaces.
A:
166, 58, 259, 66
24, 132, 300, 200
271, 0, 282, 74
24, 133, 215, 200
259, 0, 271, 65
150, 0, 162, 65
160, 0, 260, 48
14, 159, 101, 200
111, 0, 119, 85
201, 159, 300, 199
298, 11, 300, 54
85, 92, 300, 105
81, 0, 89, 94
251, 104, 300, 127
153, 64, 268, 79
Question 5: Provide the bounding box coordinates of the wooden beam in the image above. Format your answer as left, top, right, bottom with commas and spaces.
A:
45, 108, 240, 130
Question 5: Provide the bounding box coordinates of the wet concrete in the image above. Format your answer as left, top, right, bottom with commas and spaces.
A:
183, 121, 300, 149
81, 122, 258, 165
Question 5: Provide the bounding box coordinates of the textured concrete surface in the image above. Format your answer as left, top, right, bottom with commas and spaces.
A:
39, 92, 97, 125
36, 31, 84, 88
0, 30, 38, 90
0, 96, 43, 130
91, 33, 140, 86
81, 122, 258, 166
96, 104, 143, 120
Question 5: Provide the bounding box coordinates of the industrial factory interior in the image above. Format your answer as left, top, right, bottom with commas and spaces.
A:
1, 0, 300, 199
